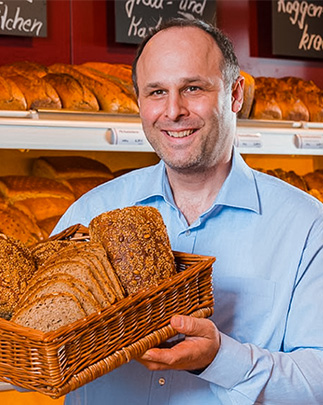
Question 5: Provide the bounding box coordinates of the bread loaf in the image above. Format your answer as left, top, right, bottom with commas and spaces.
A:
0, 175, 75, 221
0, 76, 27, 110
32, 156, 113, 180
49, 63, 139, 114
89, 206, 176, 295
3, 74, 62, 110
0, 199, 44, 245
42, 73, 100, 112
250, 77, 309, 121
238, 71, 255, 119
0, 234, 36, 319
0, 61, 48, 79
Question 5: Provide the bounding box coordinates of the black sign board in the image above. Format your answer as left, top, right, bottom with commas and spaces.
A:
0, 0, 47, 38
272, 0, 323, 59
114, 0, 216, 44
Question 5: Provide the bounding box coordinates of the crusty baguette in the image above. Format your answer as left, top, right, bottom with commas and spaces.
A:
0, 61, 48, 79
49, 63, 138, 114
81, 62, 133, 83
42, 73, 100, 112
75, 65, 135, 98
0, 76, 27, 110
4, 74, 62, 110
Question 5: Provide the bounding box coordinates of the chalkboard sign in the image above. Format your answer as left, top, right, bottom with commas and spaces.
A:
114, 0, 216, 44
0, 0, 47, 38
272, 0, 323, 59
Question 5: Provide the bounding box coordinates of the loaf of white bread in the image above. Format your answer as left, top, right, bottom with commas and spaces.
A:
0, 61, 138, 114
9, 206, 176, 332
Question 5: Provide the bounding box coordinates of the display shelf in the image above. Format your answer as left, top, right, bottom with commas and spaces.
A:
0, 111, 323, 155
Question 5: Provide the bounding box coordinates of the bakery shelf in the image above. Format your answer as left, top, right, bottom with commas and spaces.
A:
0, 110, 322, 155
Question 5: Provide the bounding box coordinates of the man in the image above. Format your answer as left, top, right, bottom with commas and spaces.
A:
54, 18, 323, 404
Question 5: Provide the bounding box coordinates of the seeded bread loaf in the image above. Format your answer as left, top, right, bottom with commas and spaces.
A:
89, 206, 176, 295
0, 234, 36, 319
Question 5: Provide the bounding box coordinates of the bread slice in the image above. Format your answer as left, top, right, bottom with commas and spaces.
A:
34, 257, 111, 307
18, 275, 100, 316
11, 293, 86, 333
49, 243, 119, 304
89, 206, 176, 296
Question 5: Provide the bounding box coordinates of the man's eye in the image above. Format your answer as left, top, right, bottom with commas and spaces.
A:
151, 89, 165, 96
186, 86, 201, 92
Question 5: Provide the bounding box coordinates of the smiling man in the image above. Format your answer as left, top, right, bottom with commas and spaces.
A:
54, 18, 323, 405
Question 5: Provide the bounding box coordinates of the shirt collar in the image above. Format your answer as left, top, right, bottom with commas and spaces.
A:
133, 147, 260, 214
215, 147, 260, 214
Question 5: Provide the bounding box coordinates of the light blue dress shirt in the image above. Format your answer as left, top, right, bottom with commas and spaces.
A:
54, 148, 323, 405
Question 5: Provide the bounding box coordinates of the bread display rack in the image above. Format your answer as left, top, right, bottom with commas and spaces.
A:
0, 109, 322, 155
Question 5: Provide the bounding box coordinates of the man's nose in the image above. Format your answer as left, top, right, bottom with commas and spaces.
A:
164, 93, 189, 120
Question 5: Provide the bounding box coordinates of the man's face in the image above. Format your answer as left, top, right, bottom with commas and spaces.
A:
136, 26, 236, 174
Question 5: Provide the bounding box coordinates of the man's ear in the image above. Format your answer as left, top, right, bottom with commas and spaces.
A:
231, 76, 245, 113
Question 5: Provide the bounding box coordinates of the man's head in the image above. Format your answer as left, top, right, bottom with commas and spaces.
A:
132, 18, 240, 96
132, 18, 244, 174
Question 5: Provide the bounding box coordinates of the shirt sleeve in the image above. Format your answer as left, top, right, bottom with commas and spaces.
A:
199, 217, 323, 404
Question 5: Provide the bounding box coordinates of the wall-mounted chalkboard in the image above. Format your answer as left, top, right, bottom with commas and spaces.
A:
272, 0, 323, 60
0, 0, 47, 38
114, 0, 216, 44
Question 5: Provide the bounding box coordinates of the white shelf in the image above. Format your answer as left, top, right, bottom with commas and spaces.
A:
0, 110, 323, 155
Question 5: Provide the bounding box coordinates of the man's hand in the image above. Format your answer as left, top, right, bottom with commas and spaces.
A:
138, 315, 220, 371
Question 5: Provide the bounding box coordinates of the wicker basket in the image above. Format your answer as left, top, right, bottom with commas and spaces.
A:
0, 225, 215, 398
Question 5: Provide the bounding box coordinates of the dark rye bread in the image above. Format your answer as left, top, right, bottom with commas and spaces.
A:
30, 240, 79, 267
11, 293, 86, 333
89, 206, 176, 296
17, 276, 100, 316
0, 234, 36, 319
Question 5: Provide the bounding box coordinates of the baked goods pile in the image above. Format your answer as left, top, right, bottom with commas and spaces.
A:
239, 71, 323, 122
258, 167, 323, 202
0, 156, 124, 245
0, 61, 138, 114
6, 206, 176, 332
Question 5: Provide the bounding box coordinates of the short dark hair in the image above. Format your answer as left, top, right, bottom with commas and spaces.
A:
132, 18, 240, 96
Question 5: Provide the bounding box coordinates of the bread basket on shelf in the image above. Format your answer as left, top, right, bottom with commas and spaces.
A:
0, 224, 215, 398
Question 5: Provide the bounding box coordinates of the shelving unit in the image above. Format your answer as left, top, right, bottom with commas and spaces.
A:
0, 110, 322, 155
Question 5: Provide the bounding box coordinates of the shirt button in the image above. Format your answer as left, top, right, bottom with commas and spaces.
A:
158, 377, 166, 386
185, 230, 191, 236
